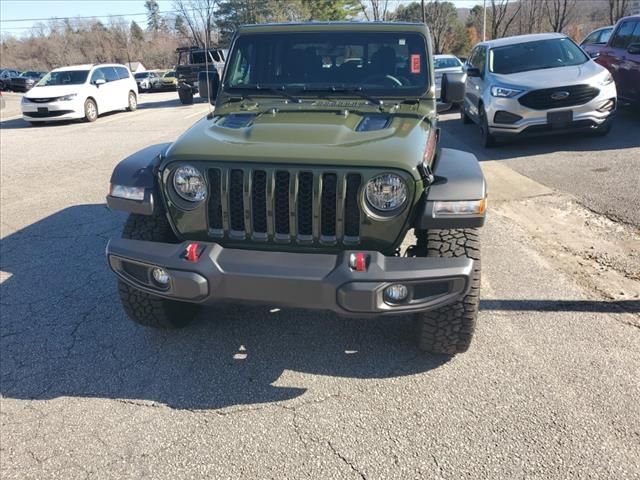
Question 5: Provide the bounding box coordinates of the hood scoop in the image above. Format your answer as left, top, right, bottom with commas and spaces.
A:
217, 113, 256, 129
356, 115, 391, 132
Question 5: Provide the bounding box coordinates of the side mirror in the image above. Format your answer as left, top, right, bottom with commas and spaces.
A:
589, 51, 601, 58
441, 72, 467, 105
628, 43, 640, 54
94, 78, 106, 86
198, 70, 220, 104
465, 67, 481, 78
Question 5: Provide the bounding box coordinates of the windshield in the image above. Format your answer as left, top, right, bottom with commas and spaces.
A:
225, 32, 429, 97
164, 71, 175, 78
36, 70, 89, 86
434, 57, 462, 69
489, 37, 589, 74
134, 72, 148, 79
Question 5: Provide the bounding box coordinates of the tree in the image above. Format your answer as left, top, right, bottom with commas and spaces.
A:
216, 0, 271, 44
174, 0, 218, 47
608, 0, 631, 24
174, 14, 190, 38
145, 0, 166, 33
544, 0, 577, 33
490, 0, 521, 39
466, 4, 489, 41
358, 0, 390, 21
394, 2, 422, 22
130, 21, 145, 42
425, 1, 458, 54
517, 0, 544, 35
303, 0, 357, 20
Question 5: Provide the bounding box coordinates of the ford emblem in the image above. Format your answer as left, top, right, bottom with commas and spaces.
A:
551, 91, 570, 100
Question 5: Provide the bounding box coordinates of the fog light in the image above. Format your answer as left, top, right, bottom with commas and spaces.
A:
384, 284, 409, 304
152, 268, 170, 286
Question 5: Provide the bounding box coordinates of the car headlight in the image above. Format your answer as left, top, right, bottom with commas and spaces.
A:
59, 93, 77, 101
599, 72, 614, 86
173, 165, 207, 202
490, 86, 523, 98
365, 174, 408, 212
21, 96, 30, 104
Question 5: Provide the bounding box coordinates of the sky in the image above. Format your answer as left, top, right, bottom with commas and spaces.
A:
0, 0, 487, 38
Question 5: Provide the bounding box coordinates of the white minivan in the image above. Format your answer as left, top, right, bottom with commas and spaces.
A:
21, 63, 138, 125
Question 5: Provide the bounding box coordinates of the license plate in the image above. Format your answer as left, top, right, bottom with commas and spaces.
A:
37, 107, 48, 114
547, 110, 572, 128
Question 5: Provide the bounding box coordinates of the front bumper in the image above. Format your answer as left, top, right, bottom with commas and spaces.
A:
485, 83, 617, 136
107, 239, 475, 316
21, 99, 84, 121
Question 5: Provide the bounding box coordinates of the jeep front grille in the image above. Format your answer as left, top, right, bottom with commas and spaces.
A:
206, 167, 362, 245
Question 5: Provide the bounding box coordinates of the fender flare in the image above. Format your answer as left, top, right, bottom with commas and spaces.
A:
106, 142, 172, 215
413, 148, 487, 230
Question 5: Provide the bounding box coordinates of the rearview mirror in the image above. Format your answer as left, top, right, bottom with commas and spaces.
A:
441, 72, 466, 105
465, 67, 481, 78
94, 78, 106, 86
628, 43, 640, 54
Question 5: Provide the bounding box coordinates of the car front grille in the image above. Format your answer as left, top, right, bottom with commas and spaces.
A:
23, 110, 73, 118
518, 84, 600, 110
26, 97, 58, 103
206, 167, 363, 245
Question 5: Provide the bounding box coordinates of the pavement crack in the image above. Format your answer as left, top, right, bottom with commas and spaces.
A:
327, 440, 367, 480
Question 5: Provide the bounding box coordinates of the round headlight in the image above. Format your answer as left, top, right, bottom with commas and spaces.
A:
173, 165, 207, 202
365, 174, 408, 212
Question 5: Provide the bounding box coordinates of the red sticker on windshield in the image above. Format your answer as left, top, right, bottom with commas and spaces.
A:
411, 54, 421, 73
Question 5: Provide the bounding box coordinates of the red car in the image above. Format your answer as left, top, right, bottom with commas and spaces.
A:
596, 15, 640, 106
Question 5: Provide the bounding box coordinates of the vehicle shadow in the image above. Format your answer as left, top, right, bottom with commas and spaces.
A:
439, 107, 640, 161
139, 96, 212, 110
0, 204, 448, 411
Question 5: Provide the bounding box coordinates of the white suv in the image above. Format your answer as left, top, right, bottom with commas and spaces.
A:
21, 63, 138, 125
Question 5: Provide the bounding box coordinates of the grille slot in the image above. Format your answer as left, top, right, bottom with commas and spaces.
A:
274, 171, 290, 235
518, 84, 600, 110
251, 170, 267, 234
344, 174, 361, 238
206, 167, 363, 245
229, 169, 245, 232
297, 172, 313, 236
207, 169, 223, 230
321, 173, 337, 237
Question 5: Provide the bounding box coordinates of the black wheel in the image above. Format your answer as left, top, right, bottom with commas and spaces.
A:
84, 98, 98, 122
461, 104, 472, 124
413, 229, 481, 355
126, 91, 137, 111
178, 87, 194, 105
117, 213, 198, 329
479, 106, 497, 147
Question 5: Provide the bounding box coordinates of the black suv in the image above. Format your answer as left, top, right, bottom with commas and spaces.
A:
175, 46, 226, 104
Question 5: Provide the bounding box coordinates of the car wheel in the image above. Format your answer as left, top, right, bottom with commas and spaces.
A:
461, 104, 472, 124
126, 91, 137, 111
84, 98, 98, 122
117, 213, 198, 329
413, 228, 481, 355
178, 88, 194, 105
479, 106, 497, 148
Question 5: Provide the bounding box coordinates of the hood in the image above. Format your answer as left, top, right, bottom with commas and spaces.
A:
26, 85, 83, 99
166, 101, 433, 180
493, 60, 605, 88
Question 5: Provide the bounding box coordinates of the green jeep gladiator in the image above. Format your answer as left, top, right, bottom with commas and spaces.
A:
106, 22, 486, 354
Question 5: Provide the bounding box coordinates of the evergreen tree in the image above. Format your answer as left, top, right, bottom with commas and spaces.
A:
130, 21, 145, 42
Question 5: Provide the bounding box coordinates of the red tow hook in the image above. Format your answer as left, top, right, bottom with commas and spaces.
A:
349, 252, 368, 272
185, 242, 201, 262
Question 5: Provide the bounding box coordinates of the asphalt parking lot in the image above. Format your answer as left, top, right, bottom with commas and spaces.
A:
1, 91, 639, 479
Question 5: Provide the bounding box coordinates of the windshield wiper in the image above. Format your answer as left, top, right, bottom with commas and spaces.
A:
251, 84, 301, 103
302, 86, 382, 106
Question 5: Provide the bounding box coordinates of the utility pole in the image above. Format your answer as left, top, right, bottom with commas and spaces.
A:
483, 0, 487, 41
421, 0, 426, 23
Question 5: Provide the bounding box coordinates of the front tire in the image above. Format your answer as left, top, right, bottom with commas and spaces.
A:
413, 229, 481, 355
84, 98, 98, 122
126, 91, 137, 111
479, 106, 497, 148
117, 213, 198, 329
178, 87, 194, 105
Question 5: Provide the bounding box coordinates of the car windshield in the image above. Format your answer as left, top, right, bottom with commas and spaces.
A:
489, 37, 589, 74
434, 57, 461, 69
134, 72, 148, 79
164, 71, 175, 77
225, 31, 429, 97
36, 70, 89, 86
